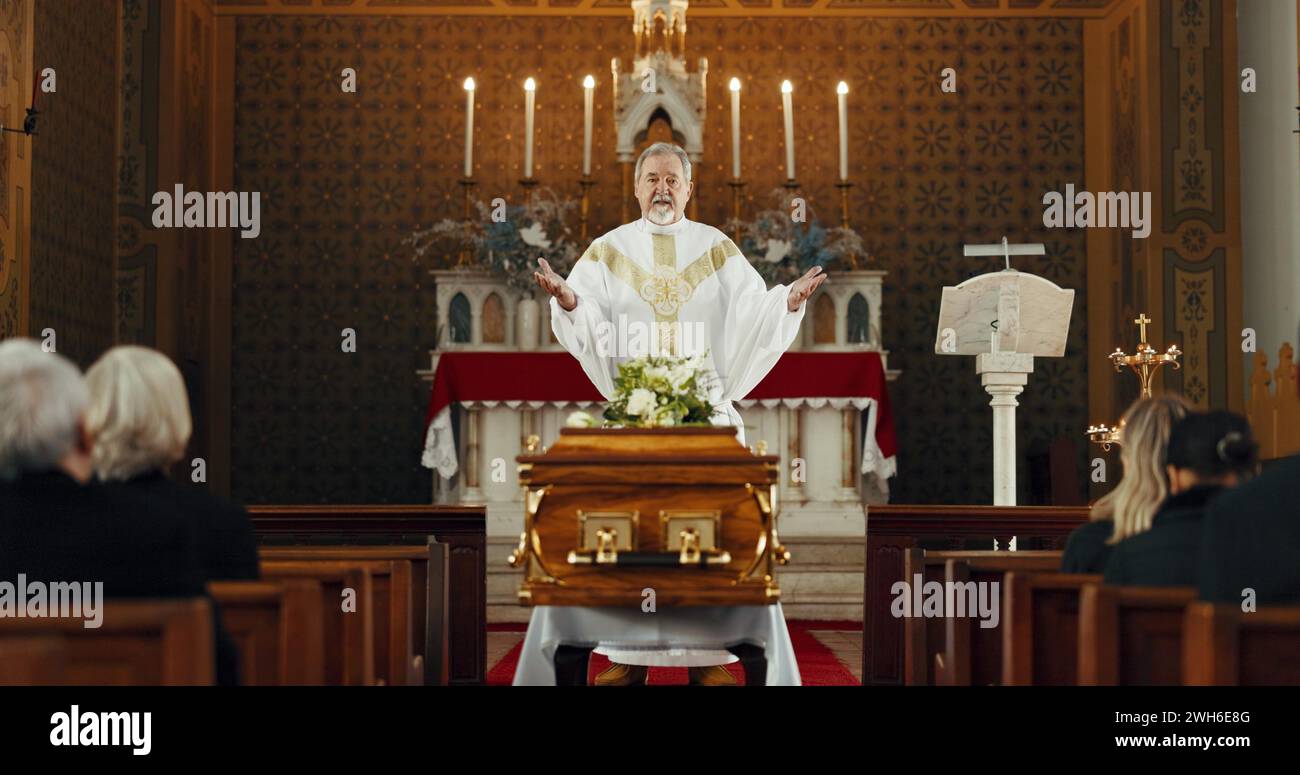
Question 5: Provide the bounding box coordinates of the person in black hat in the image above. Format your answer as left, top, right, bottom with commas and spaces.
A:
1103, 410, 1258, 587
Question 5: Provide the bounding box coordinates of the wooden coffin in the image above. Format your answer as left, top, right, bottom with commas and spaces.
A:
511, 427, 786, 607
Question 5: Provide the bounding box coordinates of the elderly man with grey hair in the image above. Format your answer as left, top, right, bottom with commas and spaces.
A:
0, 338, 239, 683
530, 142, 823, 686
0, 338, 98, 484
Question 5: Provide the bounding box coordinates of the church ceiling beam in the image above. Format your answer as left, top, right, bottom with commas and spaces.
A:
211, 0, 1125, 18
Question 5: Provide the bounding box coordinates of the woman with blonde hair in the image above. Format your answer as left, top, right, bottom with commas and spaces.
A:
1104, 410, 1257, 586
1061, 394, 1190, 573
85, 345, 259, 581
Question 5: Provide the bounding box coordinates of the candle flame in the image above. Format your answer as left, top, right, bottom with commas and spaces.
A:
524, 77, 536, 91
837, 81, 848, 94
464, 77, 475, 91
780, 80, 793, 93
729, 77, 741, 92
583, 74, 595, 89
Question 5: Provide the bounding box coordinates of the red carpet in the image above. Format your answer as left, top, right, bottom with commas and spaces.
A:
486, 620, 860, 686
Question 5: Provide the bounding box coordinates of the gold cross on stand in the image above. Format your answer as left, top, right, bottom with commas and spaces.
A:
1089, 312, 1183, 449
1134, 313, 1151, 345
1109, 311, 1181, 398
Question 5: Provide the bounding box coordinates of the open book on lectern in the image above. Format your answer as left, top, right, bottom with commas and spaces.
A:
934, 241, 1075, 357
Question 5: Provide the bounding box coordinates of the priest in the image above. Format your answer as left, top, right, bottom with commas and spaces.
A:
532, 142, 826, 686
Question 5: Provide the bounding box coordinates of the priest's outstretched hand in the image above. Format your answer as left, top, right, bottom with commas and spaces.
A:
787, 266, 828, 312
533, 257, 577, 311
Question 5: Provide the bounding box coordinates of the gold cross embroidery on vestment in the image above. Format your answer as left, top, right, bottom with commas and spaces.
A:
578, 233, 741, 355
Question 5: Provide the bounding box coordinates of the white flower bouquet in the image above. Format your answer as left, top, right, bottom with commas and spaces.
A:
602, 352, 716, 428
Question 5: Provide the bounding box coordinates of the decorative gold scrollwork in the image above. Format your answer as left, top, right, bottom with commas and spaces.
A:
507, 531, 529, 568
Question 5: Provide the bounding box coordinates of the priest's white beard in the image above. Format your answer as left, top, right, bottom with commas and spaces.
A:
647, 195, 677, 224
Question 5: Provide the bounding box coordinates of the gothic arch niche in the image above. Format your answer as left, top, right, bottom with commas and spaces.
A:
481, 292, 505, 344
615, 76, 705, 161
448, 292, 471, 344
848, 292, 871, 344
813, 293, 836, 344
637, 107, 683, 151
652, 11, 668, 53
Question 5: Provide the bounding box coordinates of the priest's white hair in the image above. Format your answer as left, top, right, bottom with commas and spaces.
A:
85, 346, 192, 482
634, 142, 692, 185
0, 338, 89, 480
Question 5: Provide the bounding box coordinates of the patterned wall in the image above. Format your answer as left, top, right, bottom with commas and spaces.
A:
231, 13, 1089, 505
118, 0, 161, 347
27, 0, 119, 368
0, 0, 32, 340
1086, 0, 1241, 443
1157, 0, 1237, 410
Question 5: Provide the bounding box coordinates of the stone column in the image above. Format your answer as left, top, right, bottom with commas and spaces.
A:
1238, 0, 1300, 384
462, 406, 484, 503
975, 352, 1034, 507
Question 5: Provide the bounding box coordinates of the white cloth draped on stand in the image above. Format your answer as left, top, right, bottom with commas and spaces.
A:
511, 604, 802, 686
421, 395, 898, 486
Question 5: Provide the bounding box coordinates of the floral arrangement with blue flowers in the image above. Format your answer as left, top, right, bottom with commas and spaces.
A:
727, 189, 865, 285
406, 187, 580, 296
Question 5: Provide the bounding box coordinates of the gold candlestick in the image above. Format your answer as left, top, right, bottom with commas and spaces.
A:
458, 177, 477, 267
782, 179, 807, 239
519, 177, 538, 209
578, 176, 595, 242
835, 179, 859, 269
1110, 313, 1182, 398
1086, 422, 1123, 452
727, 179, 745, 244
1086, 313, 1182, 450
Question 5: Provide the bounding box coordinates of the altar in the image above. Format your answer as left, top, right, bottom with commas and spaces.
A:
413, 0, 900, 625
418, 348, 897, 623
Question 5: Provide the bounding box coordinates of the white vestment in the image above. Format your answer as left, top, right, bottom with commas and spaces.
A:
551, 215, 808, 445
550, 215, 808, 668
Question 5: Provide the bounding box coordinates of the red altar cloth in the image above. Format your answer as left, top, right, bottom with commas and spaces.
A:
422, 350, 897, 460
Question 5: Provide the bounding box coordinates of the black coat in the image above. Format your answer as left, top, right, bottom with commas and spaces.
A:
0, 470, 205, 597
1103, 485, 1223, 587
0, 469, 238, 685
103, 471, 260, 582
1061, 519, 1114, 574
1199, 455, 1300, 605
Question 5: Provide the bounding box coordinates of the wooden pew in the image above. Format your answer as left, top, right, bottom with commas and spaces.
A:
1078, 585, 1196, 685
937, 552, 1063, 685
260, 562, 374, 686
901, 549, 1061, 685
1184, 602, 1300, 685
260, 545, 446, 685
0, 599, 213, 685
250, 504, 485, 685
208, 579, 325, 685
1002, 572, 1101, 685
863, 504, 1088, 685
264, 558, 415, 686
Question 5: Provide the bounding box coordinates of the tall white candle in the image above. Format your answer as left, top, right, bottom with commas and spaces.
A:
582, 75, 595, 177
524, 77, 536, 178
729, 78, 742, 179
836, 81, 849, 181
463, 77, 475, 178
781, 80, 795, 180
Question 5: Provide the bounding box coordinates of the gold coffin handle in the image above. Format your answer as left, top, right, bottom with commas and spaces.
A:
679, 528, 701, 565
567, 528, 620, 565
675, 528, 732, 565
